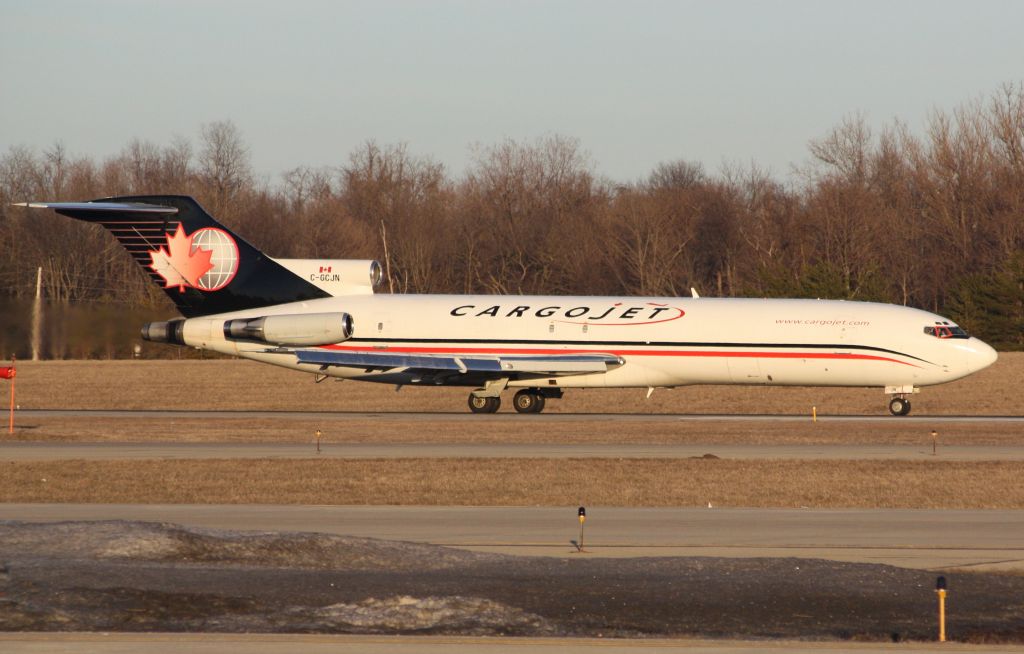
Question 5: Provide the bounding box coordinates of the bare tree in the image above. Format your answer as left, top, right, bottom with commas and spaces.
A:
601, 185, 696, 296
198, 120, 251, 213
341, 141, 453, 292
162, 135, 193, 190
460, 135, 596, 294
646, 159, 705, 191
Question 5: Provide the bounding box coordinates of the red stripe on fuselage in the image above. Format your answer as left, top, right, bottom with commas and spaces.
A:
320, 344, 920, 367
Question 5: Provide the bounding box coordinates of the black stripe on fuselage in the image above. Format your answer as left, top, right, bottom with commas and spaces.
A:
345, 337, 935, 366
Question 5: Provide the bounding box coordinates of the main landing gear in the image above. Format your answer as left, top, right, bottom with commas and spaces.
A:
467, 388, 562, 414
512, 389, 545, 414
467, 395, 501, 414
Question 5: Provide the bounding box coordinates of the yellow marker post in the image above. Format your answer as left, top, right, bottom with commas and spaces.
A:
812, 406, 817, 423
936, 576, 947, 642
315, 428, 322, 454
577, 506, 586, 553
931, 430, 938, 456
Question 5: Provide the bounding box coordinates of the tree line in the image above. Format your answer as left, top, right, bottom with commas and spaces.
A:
1, 85, 1022, 357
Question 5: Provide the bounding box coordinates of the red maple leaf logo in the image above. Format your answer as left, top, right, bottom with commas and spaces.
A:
148, 224, 215, 292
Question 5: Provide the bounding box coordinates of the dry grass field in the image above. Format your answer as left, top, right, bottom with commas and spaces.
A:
9, 353, 1024, 415
3, 458, 1022, 508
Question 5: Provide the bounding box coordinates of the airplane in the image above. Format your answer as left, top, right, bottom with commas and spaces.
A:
19, 195, 998, 415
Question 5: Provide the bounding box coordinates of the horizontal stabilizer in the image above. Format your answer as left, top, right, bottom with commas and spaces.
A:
295, 349, 623, 377
14, 201, 178, 216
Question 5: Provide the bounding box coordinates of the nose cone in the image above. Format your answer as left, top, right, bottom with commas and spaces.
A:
965, 337, 998, 373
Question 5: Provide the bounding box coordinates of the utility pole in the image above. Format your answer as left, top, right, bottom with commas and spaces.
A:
31, 267, 42, 361
380, 220, 395, 293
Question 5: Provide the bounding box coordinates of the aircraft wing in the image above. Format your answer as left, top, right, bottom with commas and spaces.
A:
293, 349, 623, 377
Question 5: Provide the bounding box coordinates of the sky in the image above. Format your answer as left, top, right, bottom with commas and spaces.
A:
2, 0, 1023, 184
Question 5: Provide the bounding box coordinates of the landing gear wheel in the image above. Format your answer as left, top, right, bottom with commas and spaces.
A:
888, 397, 911, 416
513, 390, 546, 414
468, 394, 501, 414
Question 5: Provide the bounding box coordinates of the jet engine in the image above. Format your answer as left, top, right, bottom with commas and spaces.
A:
141, 319, 186, 345
222, 312, 354, 346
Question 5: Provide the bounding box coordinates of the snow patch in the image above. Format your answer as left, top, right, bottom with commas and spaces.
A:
313, 595, 553, 633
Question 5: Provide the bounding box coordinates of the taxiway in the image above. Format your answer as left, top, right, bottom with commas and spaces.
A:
2, 504, 1021, 571
0, 633, 1011, 653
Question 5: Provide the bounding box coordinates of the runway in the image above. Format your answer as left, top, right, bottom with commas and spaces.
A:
15, 408, 1024, 422
0, 633, 1004, 653
3, 504, 1022, 571
2, 441, 1020, 460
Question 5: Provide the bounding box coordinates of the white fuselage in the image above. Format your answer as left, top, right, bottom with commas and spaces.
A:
177, 294, 998, 391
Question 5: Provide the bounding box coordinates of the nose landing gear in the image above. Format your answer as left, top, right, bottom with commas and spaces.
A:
888, 396, 911, 416
885, 385, 917, 416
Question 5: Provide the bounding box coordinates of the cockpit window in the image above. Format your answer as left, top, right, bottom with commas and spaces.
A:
924, 323, 969, 339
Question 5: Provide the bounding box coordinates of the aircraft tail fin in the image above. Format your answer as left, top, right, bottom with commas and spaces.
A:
18, 195, 329, 317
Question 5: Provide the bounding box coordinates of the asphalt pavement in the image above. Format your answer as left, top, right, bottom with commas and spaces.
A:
0, 633, 1012, 653
3, 504, 1022, 571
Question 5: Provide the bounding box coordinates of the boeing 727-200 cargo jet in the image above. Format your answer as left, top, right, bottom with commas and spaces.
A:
21, 196, 998, 415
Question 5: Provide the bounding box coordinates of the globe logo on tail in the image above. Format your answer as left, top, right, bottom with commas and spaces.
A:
148, 225, 239, 292
190, 228, 239, 290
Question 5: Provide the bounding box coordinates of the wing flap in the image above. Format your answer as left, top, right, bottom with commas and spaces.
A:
294, 349, 623, 376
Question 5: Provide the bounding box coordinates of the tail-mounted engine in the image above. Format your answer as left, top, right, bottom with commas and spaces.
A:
272, 259, 383, 296
143, 312, 354, 347
223, 312, 354, 346
141, 319, 186, 345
